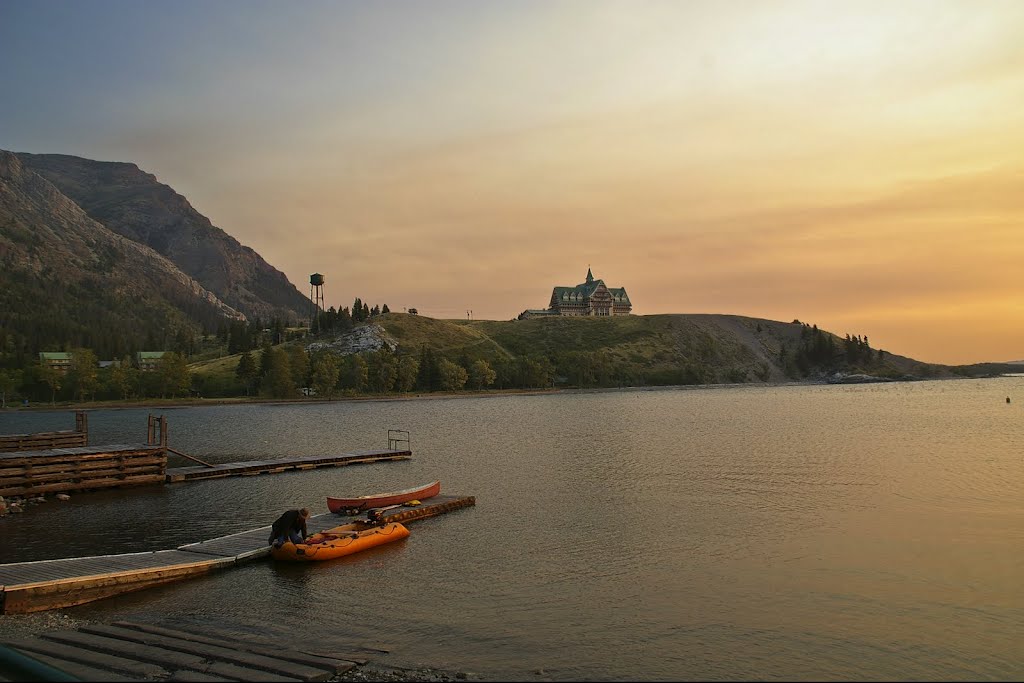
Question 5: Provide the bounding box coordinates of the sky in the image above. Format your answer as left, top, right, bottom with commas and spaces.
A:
1, 0, 1022, 365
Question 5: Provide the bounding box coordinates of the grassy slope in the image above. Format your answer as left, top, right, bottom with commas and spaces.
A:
190, 312, 965, 392
376, 313, 940, 383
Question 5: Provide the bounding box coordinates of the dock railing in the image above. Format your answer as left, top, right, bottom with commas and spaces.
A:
388, 429, 410, 452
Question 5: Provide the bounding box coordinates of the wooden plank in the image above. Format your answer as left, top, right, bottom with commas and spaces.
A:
0, 455, 165, 477
112, 622, 359, 673
168, 672, 236, 682
3, 635, 169, 678
40, 630, 209, 669
6, 649, 137, 682
0, 462, 165, 485
2, 556, 234, 614
78, 624, 331, 681
203, 661, 302, 682
0, 446, 159, 463
0, 550, 225, 587
165, 450, 412, 483
0, 473, 166, 497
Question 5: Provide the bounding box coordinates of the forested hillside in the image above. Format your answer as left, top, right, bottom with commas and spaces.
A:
0, 150, 243, 366
178, 311, 1005, 403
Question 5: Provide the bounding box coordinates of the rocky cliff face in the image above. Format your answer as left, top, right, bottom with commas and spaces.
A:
0, 150, 245, 355
17, 153, 310, 324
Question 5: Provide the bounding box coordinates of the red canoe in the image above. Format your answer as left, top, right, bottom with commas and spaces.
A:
327, 480, 441, 513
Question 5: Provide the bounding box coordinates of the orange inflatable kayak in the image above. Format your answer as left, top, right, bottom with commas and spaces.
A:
270, 522, 410, 561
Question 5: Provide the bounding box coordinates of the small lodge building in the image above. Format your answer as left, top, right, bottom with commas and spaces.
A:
519, 268, 632, 319
136, 351, 167, 372
39, 352, 73, 374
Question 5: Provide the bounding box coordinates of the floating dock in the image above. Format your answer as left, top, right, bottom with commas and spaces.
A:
2, 414, 414, 494
0, 495, 475, 614
0, 616, 391, 681
165, 448, 412, 482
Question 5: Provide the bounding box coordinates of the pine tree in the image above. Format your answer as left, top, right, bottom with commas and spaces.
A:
236, 351, 257, 396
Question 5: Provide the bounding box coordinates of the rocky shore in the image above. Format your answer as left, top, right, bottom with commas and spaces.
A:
0, 492, 71, 517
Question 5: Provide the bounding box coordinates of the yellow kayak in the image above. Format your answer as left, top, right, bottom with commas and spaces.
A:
270, 522, 410, 561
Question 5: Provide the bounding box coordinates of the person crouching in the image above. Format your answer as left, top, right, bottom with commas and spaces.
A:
269, 507, 310, 548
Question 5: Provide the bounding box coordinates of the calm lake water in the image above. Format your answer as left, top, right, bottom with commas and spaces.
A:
2, 377, 1023, 680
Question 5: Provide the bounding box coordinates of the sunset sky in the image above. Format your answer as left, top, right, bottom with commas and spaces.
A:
2, 0, 1022, 364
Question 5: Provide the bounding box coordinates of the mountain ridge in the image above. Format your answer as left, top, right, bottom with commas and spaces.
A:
15, 152, 310, 324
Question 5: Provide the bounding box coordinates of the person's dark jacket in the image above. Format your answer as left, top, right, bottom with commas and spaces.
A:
269, 509, 308, 544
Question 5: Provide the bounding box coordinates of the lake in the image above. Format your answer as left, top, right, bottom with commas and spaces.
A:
1, 377, 1023, 680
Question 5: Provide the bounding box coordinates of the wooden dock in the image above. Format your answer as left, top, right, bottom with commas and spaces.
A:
0, 616, 393, 681
2, 412, 414, 494
165, 448, 412, 483
0, 444, 167, 499
0, 414, 169, 499
0, 412, 88, 453
0, 495, 475, 614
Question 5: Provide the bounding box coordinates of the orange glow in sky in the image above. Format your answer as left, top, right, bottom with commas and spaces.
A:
2, 0, 1022, 364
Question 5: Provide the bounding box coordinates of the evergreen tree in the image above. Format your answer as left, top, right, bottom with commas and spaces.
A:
236, 351, 258, 396
0, 368, 21, 408
395, 355, 419, 392
340, 354, 368, 393
367, 348, 398, 393
262, 347, 295, 398
416, 345, 438, 391
381, 304, 390, 314
287, 345, 309, 389
337, 307, 353, 332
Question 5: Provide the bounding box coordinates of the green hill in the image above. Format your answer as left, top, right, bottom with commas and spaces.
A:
186, 312, 1010, 399
373, 312, 950, 386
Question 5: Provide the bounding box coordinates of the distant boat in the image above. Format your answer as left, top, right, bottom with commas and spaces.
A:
327, 480, 441, 513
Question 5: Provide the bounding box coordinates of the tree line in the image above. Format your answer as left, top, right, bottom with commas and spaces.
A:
0, 351, 192, 407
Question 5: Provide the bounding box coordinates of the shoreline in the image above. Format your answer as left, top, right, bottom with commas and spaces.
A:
2, 372, 995, 414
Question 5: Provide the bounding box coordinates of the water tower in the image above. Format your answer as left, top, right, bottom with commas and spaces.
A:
309, 273, 325, 331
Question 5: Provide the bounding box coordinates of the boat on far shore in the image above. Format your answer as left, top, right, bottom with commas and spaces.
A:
327, 480, 441, 513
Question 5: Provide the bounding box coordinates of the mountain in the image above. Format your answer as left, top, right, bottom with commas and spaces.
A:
15, 152, 309, 325
0, 149, 253, 360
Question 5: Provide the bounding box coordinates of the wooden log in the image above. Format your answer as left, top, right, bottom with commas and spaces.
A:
0, 473, 167, 498
0, 435, 85, 446
0, 462, 167, 486
0, 448, 165, 466
0, 455, 167, 478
